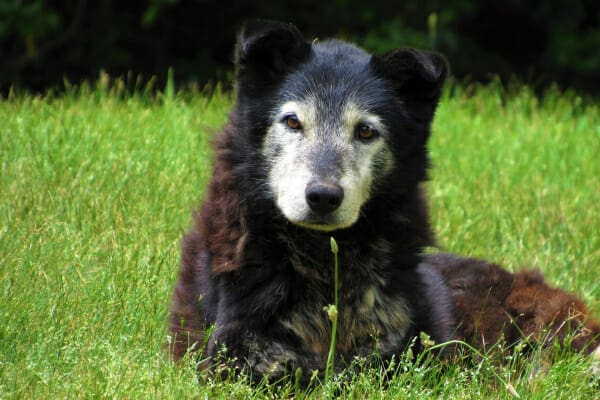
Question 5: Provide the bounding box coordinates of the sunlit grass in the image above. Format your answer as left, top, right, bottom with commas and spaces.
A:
1, 81, 598, 398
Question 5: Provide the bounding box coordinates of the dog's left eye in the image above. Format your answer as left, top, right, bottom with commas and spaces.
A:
356, 123, 379, 142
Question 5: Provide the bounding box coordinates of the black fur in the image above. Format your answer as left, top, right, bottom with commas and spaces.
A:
168, 20, 599, 383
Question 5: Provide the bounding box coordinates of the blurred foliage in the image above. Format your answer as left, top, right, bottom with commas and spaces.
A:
0, 1, 60, 38
0, 0, 599, 94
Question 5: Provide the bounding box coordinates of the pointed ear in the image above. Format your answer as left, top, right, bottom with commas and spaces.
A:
370, 48, 448, 122
235, 20, 311, 95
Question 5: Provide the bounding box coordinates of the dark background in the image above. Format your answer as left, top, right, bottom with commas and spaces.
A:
1, 0, 599, 95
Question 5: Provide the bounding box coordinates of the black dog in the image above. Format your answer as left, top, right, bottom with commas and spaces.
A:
169, 20, 600, 382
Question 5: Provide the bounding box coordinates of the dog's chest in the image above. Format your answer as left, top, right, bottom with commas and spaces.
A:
280, 245, 413, 364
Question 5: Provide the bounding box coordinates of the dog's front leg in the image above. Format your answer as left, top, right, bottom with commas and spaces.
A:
206, 323, 320, 384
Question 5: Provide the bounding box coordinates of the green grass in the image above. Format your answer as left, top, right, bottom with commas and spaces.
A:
1, 81, 599, 398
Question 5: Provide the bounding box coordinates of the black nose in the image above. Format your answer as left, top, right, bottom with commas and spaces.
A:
305, 182, 344, 215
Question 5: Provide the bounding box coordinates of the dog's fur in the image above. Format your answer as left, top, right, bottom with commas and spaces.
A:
169, 20, 600, 382
421, 254, 600, 354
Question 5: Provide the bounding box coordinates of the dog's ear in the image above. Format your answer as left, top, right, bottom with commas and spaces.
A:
235, 20, 311, 95
370, 48, 448, 122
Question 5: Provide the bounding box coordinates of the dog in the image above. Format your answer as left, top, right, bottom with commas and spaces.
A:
168, 20, 600, 382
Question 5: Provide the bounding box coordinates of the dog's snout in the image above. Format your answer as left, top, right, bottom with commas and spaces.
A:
305, 182, 344, 215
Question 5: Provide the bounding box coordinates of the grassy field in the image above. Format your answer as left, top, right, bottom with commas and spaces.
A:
1, 81, 599, 398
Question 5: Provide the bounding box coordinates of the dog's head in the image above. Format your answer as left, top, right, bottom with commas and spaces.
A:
234, 20, 447, 232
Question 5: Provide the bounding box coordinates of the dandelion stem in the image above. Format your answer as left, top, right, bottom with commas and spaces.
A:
324, 237, 339, 383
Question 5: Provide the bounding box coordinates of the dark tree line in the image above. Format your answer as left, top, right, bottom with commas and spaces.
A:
1, 0, 599, 94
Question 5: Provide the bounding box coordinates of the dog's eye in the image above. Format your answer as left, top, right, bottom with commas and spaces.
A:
282, 114, 302, 130
356, 123, 378, 142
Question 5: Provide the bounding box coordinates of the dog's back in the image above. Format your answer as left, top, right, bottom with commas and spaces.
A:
421, 253, 600, 354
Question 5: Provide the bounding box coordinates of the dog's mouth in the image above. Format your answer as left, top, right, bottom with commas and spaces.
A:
292, 220, 344, 232
287, 212, 352, 232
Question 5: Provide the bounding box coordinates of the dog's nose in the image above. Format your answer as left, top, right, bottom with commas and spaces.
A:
305, 182, 344, 215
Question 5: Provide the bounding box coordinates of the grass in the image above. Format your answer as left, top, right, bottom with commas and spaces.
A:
1, 80, 599, 398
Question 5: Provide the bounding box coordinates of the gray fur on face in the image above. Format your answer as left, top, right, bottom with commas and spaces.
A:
263, 97, 394, 231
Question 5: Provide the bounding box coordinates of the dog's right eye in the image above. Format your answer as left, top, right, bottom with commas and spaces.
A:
282, 114, 303, 130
